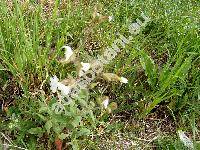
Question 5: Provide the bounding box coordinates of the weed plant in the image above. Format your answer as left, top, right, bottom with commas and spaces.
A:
0, 0, 199, 149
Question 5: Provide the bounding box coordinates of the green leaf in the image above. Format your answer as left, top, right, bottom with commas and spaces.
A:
77, 97, 87, 107
28, 127, 44, 136
88, 110, 96, 128
76, 128, 90, 138
53, 122, 62, 135
71, 116, 82, 127
71, 139, 79, 150
36, 113, 46, 121
140, 50, 158, 88
39, 106, 48, 113
52, 114, 71, 124
45, 120, 52, 134
58, 133, 69, 140
160, 55, 193, 90
174, 56, 192, 80
144, 55, 192, 116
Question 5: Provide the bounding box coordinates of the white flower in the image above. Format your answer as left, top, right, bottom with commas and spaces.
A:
178, 130, 194, 149
120, 77, 128, 83
50, 76, 59, 93
62, 46, 73, 61
57, 82, 71, 96
108, 16, 113, 22
50, 75, 71, 96
79, 62, 91, 77
81, 62, 91, 71
102, 98, 109, 109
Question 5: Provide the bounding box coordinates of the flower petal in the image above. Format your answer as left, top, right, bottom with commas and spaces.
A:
108, 16, 113, 22
50, 76, 59, 93
102, 98, 109, 109
57, 83, 71, 96
178, 130, 194, 149
81, 62, 91, 71
120, 77, 128, 83
79, 62, 91, 77
62, 46, 73, 61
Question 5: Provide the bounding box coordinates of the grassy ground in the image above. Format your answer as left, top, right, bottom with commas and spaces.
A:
0, 0, 199, 149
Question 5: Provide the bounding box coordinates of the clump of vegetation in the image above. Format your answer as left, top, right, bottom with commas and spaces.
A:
0, 0, 199, 149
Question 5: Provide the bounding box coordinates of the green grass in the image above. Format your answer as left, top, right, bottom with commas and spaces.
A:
0, 0, 199, 149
